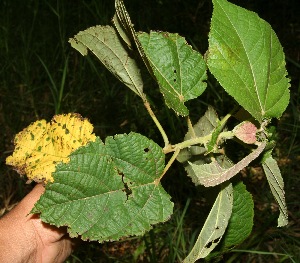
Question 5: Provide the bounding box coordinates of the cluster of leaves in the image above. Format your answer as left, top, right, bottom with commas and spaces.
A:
6, 0, 290, 261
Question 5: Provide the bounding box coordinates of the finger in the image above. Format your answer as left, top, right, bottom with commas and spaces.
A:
41, 236, 75, 263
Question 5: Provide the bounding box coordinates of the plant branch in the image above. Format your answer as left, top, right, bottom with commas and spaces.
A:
186, 116, 196, 138
155, 147, 181, 184
144, 101, 169, 148
173, 134, 211, 151
219, 105, 239, 128
163, 130, 235, 154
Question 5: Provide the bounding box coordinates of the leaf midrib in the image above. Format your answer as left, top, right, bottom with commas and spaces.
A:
218, 1, 264, 114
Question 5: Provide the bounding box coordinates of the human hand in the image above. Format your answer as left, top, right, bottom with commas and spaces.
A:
0, 184, 76, 263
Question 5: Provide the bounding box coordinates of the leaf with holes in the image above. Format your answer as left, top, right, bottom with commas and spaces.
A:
6, 113, 96, 182
138, 31, 207, 116
206, 181, 254, 260
183, 182, 233, 262
69, 25, 145, 99
207, 0, 290, 122
32, 133, 173, 242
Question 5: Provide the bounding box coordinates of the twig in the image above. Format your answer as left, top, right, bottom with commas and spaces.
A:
144, 101, 169, 148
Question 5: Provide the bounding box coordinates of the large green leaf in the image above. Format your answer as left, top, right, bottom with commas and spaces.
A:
69, 25, 145, 99
32, 133, 173, 242
218, 181, 253, 251
183, 182, 233, 262
189, 141, 266, 187
262, 156, 288, 227
138, 31, 207, 116
207, 0, 290, 122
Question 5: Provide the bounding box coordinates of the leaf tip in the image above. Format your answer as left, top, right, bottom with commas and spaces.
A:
69, 37, 88, 56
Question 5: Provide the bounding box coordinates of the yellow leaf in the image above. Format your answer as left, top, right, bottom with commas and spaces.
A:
6, 113, 96, 182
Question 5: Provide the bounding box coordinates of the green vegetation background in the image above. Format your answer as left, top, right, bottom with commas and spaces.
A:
1, 0, 299, 262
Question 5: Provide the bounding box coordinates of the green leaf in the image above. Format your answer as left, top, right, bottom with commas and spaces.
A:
138, 31, 207, 116
207, 0, 290, 122
69, 25, 145, 99
183, 182, 233, 262
189, 141, 266, 187
262, 156, 288, 227
32, 133, 173, 242
219, 181, 254, 251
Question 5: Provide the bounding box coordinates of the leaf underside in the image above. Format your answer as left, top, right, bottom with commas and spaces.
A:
112, 13, 133, 50
189, 141, 266, 187
207, 0, 290, 122
138, 31, 207, 116
262, 156, 288, 227
115, 0, 152, 74
69, 25, 145, 99
183, 182, 233, 262
32, 133, 173, 242
233, 121, 258, 144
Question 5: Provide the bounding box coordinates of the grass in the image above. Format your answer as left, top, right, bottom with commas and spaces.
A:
1, 0, 300, 262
